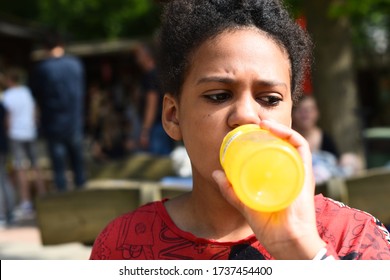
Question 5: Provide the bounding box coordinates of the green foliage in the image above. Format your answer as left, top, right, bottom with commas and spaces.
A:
284, 0, 389, 22
37, 0, 161, 40
283, 0, 304, 17
1, 0, 389, 48
283, 0, 389, 56
1, 0, 162, 40
328, 0, 390, 56
327, 0, 390, 19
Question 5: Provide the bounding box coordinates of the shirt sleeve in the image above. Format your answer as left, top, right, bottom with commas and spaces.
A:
316, 196, 390, 260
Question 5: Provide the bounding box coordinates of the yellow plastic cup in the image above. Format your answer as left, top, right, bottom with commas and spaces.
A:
220, 124, 305, 212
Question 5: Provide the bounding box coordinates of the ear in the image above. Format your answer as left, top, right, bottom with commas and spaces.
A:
162, 93, 182, 141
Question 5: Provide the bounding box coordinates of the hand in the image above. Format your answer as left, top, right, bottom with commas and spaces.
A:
212, 120, 326, 259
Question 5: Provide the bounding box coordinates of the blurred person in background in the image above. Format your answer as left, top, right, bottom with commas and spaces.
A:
2, 67, 45, 220
90, 95, 134, 161
0, 99, 16, 227
30, 33, 86, 192
292, 95, 363, 184
133, 43, 175, 155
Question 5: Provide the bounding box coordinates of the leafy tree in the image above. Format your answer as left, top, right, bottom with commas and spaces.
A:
0, 0, 162, 40
286, 0, 389, 158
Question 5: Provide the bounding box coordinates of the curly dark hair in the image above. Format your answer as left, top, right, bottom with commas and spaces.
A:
158, 0, 312, 102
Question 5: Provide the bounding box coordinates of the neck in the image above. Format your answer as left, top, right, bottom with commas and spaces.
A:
165, 174, 253, 242
297, 126, 322, 152
295, 125, 317, 137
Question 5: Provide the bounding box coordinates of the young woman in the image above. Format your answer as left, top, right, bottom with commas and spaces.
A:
90, 0, 390, 260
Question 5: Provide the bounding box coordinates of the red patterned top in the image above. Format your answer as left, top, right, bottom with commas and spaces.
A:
90, 195, 390, 260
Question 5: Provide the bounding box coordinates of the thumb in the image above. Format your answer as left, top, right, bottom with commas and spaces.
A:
212, 170, 245, 211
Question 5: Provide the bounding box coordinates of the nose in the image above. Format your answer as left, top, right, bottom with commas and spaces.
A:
227, 95, 261, 128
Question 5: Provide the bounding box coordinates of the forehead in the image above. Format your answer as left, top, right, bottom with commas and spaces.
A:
184, 27, 291, 82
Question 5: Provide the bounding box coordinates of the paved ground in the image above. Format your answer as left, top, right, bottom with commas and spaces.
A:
0, 219, 92, 260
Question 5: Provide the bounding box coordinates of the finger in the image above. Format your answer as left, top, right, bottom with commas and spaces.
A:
260, 119, 312, 164
260, 119, 315, 195
260, 120, 305, 147
212, 170, 244, 210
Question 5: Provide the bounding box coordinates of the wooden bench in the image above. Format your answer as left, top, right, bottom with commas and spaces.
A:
316, 167, 390, 226
342, 168, 390, 225
35, 153, 190, 245
36, 188, 141, 245
35, 154, 192, 245
36, 179, 192, 245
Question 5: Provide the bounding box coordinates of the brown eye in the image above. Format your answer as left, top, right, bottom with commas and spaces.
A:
257, 95, 282, 107
204, 92, 231, 103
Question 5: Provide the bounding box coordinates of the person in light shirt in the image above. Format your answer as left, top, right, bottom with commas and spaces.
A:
2, 67, 45, 220
292, 95, 364, 184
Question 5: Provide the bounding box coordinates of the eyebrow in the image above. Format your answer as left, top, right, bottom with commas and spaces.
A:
196, 76, 288, 89
196, 76, 234, 85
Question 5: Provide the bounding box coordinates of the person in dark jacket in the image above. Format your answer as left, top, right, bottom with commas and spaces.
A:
30, 33, 86, 192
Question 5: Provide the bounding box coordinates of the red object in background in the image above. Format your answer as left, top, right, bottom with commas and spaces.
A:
101, 60, 113, 84
297, 15, 313, 96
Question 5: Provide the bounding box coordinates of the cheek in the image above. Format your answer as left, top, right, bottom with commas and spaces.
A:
285, 114, 293, 128
181, 114, 223, 167
265, 107, 292, 127
282, 103, 293, 126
